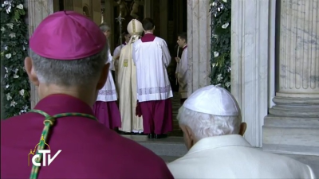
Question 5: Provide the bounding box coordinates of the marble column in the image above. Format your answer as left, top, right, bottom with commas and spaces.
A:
231, 0, 270, 147
263, 0, 319, 155
28, 0, 54, 108
187, 0, 211, 95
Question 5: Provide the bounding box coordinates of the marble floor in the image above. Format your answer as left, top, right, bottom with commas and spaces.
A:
169, 92, 183, 136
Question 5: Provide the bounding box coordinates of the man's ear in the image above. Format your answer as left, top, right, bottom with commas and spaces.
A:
180, 124, 195, 150
153, 26, 156, 31
239, 122, 247, 136
24, 57, 39, 86
97, 63, 109, 90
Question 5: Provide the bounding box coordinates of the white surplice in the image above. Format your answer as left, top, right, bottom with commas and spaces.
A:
96, 50, 118, 102
117, 40, 143, 133
175, 47, 188, 99
133, 37, 173, 102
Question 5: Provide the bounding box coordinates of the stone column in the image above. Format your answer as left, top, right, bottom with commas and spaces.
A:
144, 0, 152, 18
187, 0, 211, 95
28, 0, 54, 108
159, 0, 168, 41
104, 0, 114, 50
231, 0, 271, 147
263, 0, 319, 155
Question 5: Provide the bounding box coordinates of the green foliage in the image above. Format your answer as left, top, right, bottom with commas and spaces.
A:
210, 0, 231, 91
1, 0, 30, 119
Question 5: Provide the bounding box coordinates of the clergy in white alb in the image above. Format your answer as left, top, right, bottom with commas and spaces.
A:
175, 32, 188, 104
93, 24, 121, 129
133, 18, 173, 139
112, 31, 130, 85
117, 19, 144, 134
113, 31, 130, 61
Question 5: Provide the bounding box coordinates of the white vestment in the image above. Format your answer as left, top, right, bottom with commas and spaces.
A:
133, 37, 173, 102
117, 41, 143, 133
114, 44, 126, 57
175, 47, 188, 99
113, 43, 126, 72
96, 50, 117, 102
168, 135, 316, 179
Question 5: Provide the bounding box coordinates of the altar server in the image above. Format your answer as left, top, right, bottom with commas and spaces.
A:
93, 23, 121, 130
133, 18, 173, 139
175, 32, 188, 104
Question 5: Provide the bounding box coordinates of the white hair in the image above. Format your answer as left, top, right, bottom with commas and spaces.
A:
177, 106, 242, 140
99, 23, 111, 32
31, 47, 107, 87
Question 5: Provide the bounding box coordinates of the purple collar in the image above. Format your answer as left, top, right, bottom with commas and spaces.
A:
141, 33, 156, 42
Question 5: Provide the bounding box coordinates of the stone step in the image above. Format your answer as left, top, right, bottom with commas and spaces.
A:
269, 106, 319, 117
263, 115, 319, 155
273, 96, 319, 105
263, 127, 319, 156
122, 135, 187, 157
262, 143, 319, 156
264, 115, 319, 129
262, 148, 319, 176
263, 126, 319, 145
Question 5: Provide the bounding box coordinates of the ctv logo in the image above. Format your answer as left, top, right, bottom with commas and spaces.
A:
28, 136, 62, 166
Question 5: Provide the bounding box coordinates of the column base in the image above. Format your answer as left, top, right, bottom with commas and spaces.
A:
263, 96, 319, 156
269, 96, 319, 117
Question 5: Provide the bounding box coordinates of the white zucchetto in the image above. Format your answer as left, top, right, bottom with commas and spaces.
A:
183, 85, 240, 116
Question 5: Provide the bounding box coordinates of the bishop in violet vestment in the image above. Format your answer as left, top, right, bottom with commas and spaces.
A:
1, 11, 173, 179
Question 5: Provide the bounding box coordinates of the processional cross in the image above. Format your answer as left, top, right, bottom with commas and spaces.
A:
115, 15, 125, 46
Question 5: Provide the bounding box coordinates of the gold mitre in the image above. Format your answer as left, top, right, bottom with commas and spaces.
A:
127, 19, 143, 36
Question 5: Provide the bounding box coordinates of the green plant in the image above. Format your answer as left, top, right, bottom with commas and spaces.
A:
209, 0, 231, 91
1, 0, 30, 119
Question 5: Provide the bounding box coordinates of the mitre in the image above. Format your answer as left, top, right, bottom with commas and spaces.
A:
183, 85, 240, 116
30, 11, 106, 60
127, 19, 143, 36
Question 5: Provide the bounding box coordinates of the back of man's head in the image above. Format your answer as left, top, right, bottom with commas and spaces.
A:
29, 11, 107, 88
178, 85, 242, 141
99, 23, 111, 33
142, 18, 155, 31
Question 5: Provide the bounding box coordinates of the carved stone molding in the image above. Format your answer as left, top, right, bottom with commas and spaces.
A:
231, 0, 270, 147
28, 0, 54, 108
187, 0, 211, 95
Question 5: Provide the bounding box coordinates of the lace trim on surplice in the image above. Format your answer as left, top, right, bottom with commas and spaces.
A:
138, 85, 171, 95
